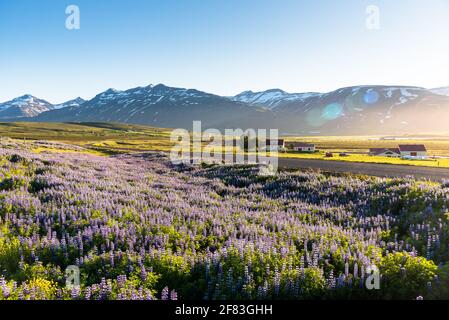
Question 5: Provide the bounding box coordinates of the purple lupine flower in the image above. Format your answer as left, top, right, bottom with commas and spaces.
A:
0, 141, 447, 300
161, 287, 169, 300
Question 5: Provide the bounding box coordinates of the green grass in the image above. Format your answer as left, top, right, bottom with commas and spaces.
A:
278, 151, 449, 168
2, 122, 449, 169
283, 135, 449, 156
0, 122, 174, 154
31, 146, 109, 157
0, 122, 171, 140
279, 135, 449, 168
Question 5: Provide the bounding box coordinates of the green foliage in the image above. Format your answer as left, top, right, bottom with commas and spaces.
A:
0, 175, 26, 191
0, 237, 21, 277
7, 154, 29, 165
379, 252, 437, 299
28, 176, 49, 193
0, 277, 58, 300
298, 267, 326, 298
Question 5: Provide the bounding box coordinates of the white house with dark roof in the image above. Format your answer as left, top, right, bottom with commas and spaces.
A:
369, 144, 427, 158
398, 144, 427, 157
369, 148, 401, 157
288, 142, 316, 152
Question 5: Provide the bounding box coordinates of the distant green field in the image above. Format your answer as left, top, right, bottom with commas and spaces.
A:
0, 122, 172, 140
2, 122, 449, 168
283, 135, 449, 156
0, 122, 174, 154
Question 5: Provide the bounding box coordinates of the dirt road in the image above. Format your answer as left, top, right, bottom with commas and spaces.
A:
278, 158, 449, 182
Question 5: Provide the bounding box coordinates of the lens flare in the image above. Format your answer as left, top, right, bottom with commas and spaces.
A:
322, 103, 343, 120
306, 107, 327, 127
363, 90, 380, 104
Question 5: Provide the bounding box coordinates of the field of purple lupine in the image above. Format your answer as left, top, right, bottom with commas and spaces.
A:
1, 139, 449, 300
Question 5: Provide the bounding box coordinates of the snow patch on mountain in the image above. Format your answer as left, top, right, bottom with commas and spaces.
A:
232, 89, 322, 109
0, 95, 55, 118
89, 84, 216, 109
53, 97, 86, 109
430, 87, 449, 96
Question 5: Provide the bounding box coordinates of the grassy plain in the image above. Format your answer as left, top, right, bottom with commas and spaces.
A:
2, 122, 449, 168
283, 135, 449, 156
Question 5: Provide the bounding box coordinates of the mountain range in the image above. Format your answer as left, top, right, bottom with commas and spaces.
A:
0, 95, 86, 119
2, 84, 449, 135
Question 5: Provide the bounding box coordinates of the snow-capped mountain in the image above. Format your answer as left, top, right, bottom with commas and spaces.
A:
230, 85, 449, 134
274, 85, 426, 113
7, 84, 449, 134
35, 84, 273, 129
232, 89, 322, 110
430, 87, 449, 97
53, 97, 86, 109
0, 95, 55, 119
0, 95, 86, 119
270, 85, 449, 134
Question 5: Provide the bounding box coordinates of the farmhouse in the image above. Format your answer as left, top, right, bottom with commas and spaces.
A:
369, 148, 401, 157
265, 139, 285, 151
398, 144, 427, 157
369, 144, 427, 158
288, 142, 316, 152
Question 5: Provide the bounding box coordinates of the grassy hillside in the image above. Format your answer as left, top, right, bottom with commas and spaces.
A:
0, 122, 171, 141
0, 122, 174, 154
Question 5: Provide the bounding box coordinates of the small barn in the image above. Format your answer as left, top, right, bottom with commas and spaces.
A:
288, 142, 316, 152
369, 148, 401, 157
398, 145, 427, 157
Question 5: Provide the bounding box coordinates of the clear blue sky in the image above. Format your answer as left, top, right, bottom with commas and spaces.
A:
1, 0, 449, 103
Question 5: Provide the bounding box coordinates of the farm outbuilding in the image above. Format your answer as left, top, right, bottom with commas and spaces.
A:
369, 144, 428, 158
287, 142, 316, 152
369, 148, 401, 157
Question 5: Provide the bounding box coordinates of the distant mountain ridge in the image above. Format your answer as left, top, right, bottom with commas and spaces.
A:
0, 95, 85, 119
3, 83, 449, 134
53, 97, 86, 109
0, 95, 55, 119
33, 84, 274, 129
430, 87, 449, 96
268, 85, 449, 134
